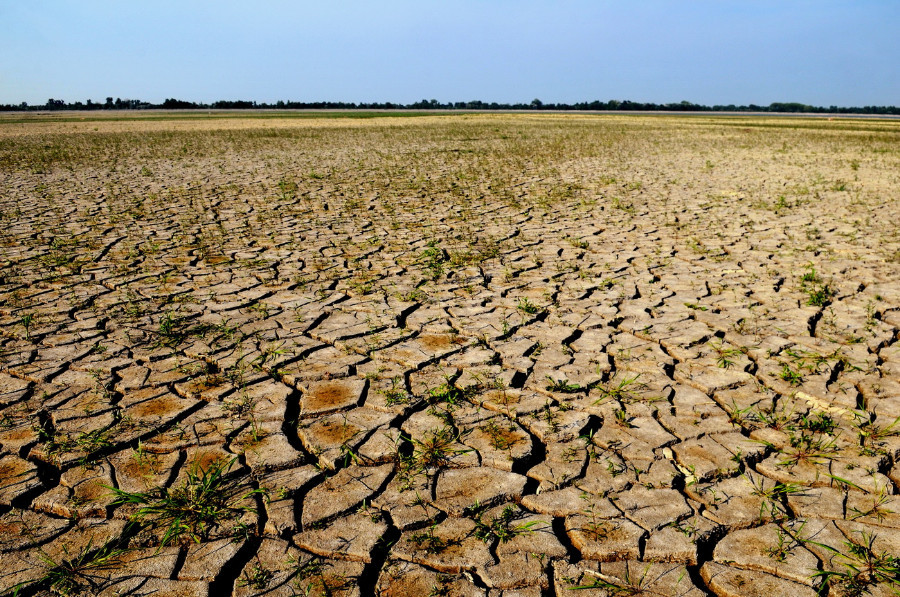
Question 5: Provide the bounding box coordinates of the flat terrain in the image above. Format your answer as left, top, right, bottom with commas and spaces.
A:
1, 113, 899, 596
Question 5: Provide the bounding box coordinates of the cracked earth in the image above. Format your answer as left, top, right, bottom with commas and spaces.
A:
1, 113, 899, 596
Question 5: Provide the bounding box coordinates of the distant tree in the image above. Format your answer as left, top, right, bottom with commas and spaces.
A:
212, 100, 254, 109
9, 95, 896, 114
162, 98, 199, 109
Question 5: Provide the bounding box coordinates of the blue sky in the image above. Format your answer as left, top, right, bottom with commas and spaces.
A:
1, 1, 897, 106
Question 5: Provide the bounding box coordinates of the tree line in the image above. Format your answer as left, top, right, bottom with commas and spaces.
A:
3, 96, 899, 115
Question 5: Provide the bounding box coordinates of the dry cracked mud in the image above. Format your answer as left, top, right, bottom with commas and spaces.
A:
1, 112, 899, 596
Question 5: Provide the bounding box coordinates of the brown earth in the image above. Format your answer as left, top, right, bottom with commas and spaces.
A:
1, 112, 899, 596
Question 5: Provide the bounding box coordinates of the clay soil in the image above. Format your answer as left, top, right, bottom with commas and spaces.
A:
1, 112, 899, 596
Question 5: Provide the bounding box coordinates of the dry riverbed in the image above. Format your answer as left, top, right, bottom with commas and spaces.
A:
1, 112, 899, 596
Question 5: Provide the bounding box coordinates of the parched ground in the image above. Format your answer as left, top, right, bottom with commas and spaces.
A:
1, 112, 899, 596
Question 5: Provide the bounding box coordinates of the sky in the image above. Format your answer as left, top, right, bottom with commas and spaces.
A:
1, 1, 898, 107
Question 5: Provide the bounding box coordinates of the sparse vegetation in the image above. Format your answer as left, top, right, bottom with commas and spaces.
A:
469, 503, 544, 544
34, 538, 127, 596
593, 374, 648, 404
110, 457, 264, 545
810, 531, 900, 596
1, 112, 898, 595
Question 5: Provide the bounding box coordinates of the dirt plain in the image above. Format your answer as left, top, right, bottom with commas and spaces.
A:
0, 112, 899, 596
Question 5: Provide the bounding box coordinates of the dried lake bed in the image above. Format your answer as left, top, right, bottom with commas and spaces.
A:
1, 112, 899, 595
